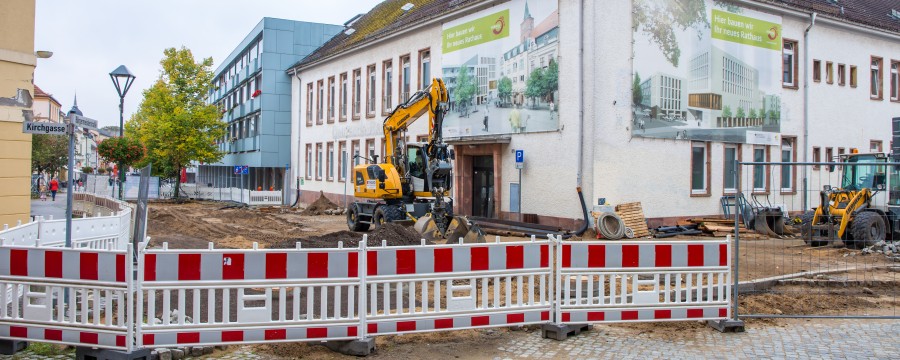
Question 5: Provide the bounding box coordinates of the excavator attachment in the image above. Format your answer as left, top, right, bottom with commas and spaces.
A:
414, 214, 485, 243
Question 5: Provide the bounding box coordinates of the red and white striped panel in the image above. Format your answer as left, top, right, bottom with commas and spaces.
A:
562, 306, 729, 323
142, 250, 359, 282
365, 242, 550, 276
368, 309, 550, 335
561, 241, 728, 269
0, 324, 127, 350
141, 324, 358, 347
0, 247, 127, 284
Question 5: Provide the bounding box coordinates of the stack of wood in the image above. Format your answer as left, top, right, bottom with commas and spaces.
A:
685, 218, 765, 239
615, 202, 651, 238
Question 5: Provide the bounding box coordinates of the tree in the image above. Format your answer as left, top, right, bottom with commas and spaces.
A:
498, 76, 513, 104
98, 137, 144, 169
128, 47, 226, 199
525, 68, 545, 104
542, 60, 559, 101
452, 66, 477, 112
632, 72, 643, 106
633, 0, 709, 67
721, 105, 732, 118
31, 133, 68, 180
736, 106, 746, 119
749, 108, 757, 119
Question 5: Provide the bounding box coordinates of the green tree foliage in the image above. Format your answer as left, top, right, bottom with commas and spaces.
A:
632, 72, 643, 105
543, 60, 558, 100
453, 66, 477, 112
736, 107, 746, 119
633, 0, 709, 67
749, 108, 757, 119
721, 105, 732, 118
498, 76, 513, 104
31, 133, 68, 177
127, 47, 225, 198
525, 68, 545, 102
98, 137, 144, 168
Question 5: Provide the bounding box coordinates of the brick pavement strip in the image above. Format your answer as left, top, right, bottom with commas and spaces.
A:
1, 321, 898, 359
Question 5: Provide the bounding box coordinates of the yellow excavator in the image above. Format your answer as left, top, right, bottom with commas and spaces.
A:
346, 78, 484, 243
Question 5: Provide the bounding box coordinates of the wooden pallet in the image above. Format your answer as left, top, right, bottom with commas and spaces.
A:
615, 202, 651, 238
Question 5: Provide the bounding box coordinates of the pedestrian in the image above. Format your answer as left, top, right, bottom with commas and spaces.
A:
49, 177, 59, 201
39, 183, 47, 201
520, 114, 529, 133
483, 103, 490, 132
77, 179, 83, 192
509, 106, 521, 134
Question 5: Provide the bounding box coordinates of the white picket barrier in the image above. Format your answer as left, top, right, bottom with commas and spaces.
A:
248, 191, 282, 206
0, 242, 134, 351
554, 235, 731, 324
137, 241, 363, 347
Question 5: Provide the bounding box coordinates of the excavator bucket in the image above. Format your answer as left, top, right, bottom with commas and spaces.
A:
414, 214, 485, 243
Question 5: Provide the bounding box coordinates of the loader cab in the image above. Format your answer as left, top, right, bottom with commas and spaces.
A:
404, 142, 454, 197
839, 154, 887, 192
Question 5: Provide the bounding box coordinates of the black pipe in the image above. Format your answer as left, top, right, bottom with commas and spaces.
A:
291, 177, 300, 207
573, 186, 589, 236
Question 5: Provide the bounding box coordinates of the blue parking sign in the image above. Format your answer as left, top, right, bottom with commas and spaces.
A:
515, 150, 524, 163
234, 166, 242, 174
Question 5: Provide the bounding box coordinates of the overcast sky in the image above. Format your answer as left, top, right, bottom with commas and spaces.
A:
34, 0, 380, 129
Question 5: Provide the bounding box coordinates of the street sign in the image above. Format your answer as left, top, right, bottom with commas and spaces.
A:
234, 165, 249, 175
234, 166, 241, 174
73, 115, 99, 131
22, 121, 67, 135
515, 149, 524, 169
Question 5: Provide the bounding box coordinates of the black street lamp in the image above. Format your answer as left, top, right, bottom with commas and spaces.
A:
109, 65, 135, 199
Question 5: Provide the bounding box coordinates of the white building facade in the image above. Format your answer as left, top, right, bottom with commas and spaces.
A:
290, 0, 900, 227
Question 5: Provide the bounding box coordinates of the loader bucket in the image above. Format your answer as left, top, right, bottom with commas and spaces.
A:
753, 208, 785, 237
414, 214, 486, 243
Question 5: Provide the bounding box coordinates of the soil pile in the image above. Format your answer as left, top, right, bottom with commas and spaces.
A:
147, 202, 305, 249
300, 191, 339, 215
367, 223, 423, 245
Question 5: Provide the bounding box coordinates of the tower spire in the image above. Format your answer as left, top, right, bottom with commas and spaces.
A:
68, 92, 82, 116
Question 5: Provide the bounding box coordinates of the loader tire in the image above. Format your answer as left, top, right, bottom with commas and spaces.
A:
800, 211, 829, 247
347, 204, 369, 232
849, 212, 885, 249
373, 205, 404, 229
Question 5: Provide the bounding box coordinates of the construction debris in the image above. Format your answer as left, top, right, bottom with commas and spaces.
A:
615, 202, 651, 238
301, 191, 340, 216
653, 225, 702, 238
684, 218, 767, 239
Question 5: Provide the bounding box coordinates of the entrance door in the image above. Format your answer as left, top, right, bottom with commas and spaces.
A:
472, 156, 494, 217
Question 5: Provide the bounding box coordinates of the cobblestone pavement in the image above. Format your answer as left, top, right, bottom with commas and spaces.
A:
2, 321, 899, 359
496, 320, 900, 360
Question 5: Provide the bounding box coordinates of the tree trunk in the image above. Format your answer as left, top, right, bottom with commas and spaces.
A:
174, 165, 182, 200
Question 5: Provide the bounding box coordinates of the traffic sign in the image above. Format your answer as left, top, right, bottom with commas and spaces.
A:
73, 115, 98, 131
234, 165, 249, 175
515, 150, 524, 169
23, 121, 67, 135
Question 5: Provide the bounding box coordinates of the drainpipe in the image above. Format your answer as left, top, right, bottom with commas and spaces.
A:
802, 12, 816, 211
576, 0, 585, 188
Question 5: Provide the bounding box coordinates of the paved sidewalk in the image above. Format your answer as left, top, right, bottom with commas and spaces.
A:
30, 195, 68, 220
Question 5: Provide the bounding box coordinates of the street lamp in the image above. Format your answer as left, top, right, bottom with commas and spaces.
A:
109, 65, 135, 199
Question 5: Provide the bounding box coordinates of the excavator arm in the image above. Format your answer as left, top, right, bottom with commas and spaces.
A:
382, 78, 449, 169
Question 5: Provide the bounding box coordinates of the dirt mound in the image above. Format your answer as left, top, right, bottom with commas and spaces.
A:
301, 191, 339, 215
271, 223, 426, 249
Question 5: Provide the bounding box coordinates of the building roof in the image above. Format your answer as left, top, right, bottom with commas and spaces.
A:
530, 10, 559, 39
290, 0, 899, 72
32, 85, 60, 106
767, 0, 900, 33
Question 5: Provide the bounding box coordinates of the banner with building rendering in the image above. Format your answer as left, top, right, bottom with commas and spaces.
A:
632, 0, 783, 145
441, 0, 559, 137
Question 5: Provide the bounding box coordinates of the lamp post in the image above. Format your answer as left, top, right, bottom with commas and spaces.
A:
109, 65, 136, 199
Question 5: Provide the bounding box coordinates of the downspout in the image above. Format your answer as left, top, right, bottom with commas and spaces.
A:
292, 69, 303, 207
802, 12, 816, 211
574, 0, 589, 236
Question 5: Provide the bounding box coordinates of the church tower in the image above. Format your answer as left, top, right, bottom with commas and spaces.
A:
520, 0, 534, 43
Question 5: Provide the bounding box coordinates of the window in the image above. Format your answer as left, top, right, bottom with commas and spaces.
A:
813, 60, 821, 82
872, 56, 883, 100
327, 142, 334, 181
780, 138, 796, 194
838, 64, 846, 86
316, 80, 324, 124
838, 147, 846, 169
826, 61, 834, 84
338, 142, 347, 182
340, 73, 348, 121
328, 76, 336, 122
724, 144, 740, 194
306, 83, 313, 126
850, 65, 858, 87
891, 60, 899, 102
316, 143, 323, 180
383, 60, 393, 114
419, 49, 431, 89
351, 140, 361, 167
752, 147, 768, 193
352, 69, 362, 119
871, 140, 883, 153
305, 144, 312, 179
400, 55, 411, 103
416, 135, 428, 143
812, 147, 821, 170
690, 142, 709, 195
782, 39, 798, 89
366, 65, 376, 117
365, 139, 376, 164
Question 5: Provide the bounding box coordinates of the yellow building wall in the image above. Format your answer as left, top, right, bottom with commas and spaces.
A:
0, 0, 37, 226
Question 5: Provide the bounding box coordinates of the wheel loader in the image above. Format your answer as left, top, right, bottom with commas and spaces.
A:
346, 78, 484, 243
800, 152, 900, 248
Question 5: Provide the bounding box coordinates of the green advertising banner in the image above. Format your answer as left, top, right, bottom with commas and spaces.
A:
442, 9, 510, 54
711, 9, 782, 51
